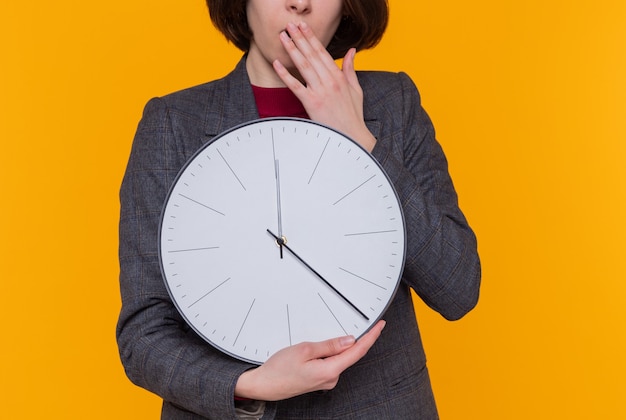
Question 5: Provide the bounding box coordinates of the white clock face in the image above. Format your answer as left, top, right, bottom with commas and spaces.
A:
159, 118, 405, 364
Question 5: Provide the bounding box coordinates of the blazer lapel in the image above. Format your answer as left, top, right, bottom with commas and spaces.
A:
203, 56, 259, 140
364, 118, 382, 144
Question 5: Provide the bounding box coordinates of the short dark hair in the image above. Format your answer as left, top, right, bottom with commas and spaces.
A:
206, 0, 389, 59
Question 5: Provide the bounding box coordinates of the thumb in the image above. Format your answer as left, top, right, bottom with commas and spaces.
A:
307, 335, 356, 359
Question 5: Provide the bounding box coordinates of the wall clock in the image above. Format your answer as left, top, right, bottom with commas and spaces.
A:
159, 118, 405, 364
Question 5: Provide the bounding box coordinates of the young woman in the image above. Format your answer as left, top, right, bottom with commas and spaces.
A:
117, 0, 481, 418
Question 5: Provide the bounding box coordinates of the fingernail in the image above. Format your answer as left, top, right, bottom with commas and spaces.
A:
340, 335, 355, 347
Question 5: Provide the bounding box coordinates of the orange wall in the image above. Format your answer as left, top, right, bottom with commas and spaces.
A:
1, 1, 625, 418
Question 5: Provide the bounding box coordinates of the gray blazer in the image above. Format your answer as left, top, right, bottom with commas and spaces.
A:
117, 57, 480, 419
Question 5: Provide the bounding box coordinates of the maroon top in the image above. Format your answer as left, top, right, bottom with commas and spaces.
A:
251, 85, 308, 119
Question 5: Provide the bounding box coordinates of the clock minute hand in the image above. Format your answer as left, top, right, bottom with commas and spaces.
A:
266, 229, 369, 321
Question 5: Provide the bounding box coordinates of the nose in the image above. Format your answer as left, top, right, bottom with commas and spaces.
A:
286, 0, 311, 14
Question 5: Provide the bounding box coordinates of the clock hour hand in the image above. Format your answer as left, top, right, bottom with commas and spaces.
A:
266, 229, 369, 321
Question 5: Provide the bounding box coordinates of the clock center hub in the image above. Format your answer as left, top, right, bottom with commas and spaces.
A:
275, 236, 288, 247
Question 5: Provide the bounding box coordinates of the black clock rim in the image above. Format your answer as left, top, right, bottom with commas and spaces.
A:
157, 117, 407, 365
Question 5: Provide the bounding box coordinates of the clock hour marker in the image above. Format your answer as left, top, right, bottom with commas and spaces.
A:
318, 294, 348, 335
217, 149, 246, 191
308, 138, 330, 184
286, 305, 292, 346
234, 299, 256, 346
344, 230, 398, 237
338, 267, 387, 290
178, 194, 225, 216
188, 277, 231, 308
333, 175, 377, 205
167, 246, 219, 253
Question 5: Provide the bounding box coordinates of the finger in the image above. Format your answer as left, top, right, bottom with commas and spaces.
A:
341, 48, 361, 90
273, 58, 307, 96
280, 24, 322, 88
322, 320, 386, 370
284, 22, 337, 88
297, 21, 340, 71
356, 320, 386, 347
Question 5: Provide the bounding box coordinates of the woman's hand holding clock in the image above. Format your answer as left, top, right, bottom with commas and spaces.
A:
235, 319, 386, 401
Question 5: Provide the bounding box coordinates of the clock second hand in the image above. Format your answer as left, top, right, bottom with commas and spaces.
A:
274, 159, 284, 259
266, 229, 370, 321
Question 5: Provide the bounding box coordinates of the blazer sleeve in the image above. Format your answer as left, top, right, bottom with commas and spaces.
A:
370, 72, 481, 321
116, 98, 264, 419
